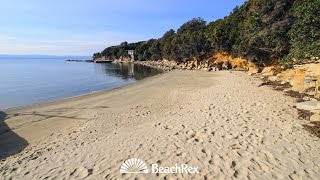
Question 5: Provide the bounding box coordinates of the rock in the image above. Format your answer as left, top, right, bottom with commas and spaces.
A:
302, 96, 311, 101
310, 113, 320, 122
230, 58, 249, 70
248, 62, 260, 74
296, 101, 320, 111
268, 76, 278, 81
213, 67, 218, 71
222, 62, 230, 70
262, 66, 278, 76
263, 66, 284, 76
277, 63, 320, 93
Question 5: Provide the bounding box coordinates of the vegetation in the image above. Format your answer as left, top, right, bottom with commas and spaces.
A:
94, 0, 320, 65
286, 0, 320, 63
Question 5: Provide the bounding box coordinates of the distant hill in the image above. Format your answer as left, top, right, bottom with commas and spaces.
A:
94, 0, 319, 65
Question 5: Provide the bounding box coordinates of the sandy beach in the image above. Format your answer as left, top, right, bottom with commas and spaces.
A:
1, 70, 319, 179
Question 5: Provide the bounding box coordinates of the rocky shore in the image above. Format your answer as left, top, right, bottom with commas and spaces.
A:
66, 59, 93, 63
134, 56, 257, 73
133, 54, 320, 96
133, 54, 259, 74
133, 54, 320, 127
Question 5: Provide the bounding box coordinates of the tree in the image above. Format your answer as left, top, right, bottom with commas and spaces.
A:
286, 0, 320, 63
93, 0, 319, 66
175, 17, 209, 61
161, 29, 176, 60
149, 40, 162, 61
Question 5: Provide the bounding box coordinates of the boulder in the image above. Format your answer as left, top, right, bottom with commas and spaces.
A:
296, 101, 320, 111
277, 63, 320, 94
310, 112, 320, 122
268, 76, 278, 81
262, 66, 280, 76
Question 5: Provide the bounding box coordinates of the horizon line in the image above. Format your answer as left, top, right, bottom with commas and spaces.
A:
0, 54, 92, 57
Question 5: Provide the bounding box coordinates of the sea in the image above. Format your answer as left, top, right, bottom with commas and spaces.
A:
0, 55, 161, 110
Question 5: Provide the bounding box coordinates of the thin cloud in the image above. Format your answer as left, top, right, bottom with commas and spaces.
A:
0, 31, 150, 56
0, 35, 17, 41
0, 0, 247, 55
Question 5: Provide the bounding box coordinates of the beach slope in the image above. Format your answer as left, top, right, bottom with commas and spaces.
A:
1, 71, 319, 179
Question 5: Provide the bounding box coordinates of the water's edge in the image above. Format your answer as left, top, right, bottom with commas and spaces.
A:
4, 70, 165, 112
0, 58, 162, 110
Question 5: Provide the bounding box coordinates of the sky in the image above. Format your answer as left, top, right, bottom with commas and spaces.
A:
0, 0, 246, 56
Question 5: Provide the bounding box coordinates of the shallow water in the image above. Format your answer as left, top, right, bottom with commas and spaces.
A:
0, 57, 161, 109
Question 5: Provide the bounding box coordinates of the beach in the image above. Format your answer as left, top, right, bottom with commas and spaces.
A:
1, 70, 320, 179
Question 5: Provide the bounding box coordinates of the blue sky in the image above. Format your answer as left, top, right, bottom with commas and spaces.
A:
0, 0, 246, 56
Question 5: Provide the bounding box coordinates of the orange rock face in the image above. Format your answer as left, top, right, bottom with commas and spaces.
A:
209, 52, 319, 96
277, 64, 320, 95
261, 66, 278, 76
210, 52, 259, 73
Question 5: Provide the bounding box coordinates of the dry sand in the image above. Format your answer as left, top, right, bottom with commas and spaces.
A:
0, 70, 319, 179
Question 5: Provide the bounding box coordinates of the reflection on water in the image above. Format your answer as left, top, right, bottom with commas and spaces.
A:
0, 59, 162, 109
95, 62, 162, 80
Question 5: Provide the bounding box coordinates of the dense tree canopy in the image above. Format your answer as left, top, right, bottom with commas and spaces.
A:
286, 0, 320, 63
94, 0, 320, 65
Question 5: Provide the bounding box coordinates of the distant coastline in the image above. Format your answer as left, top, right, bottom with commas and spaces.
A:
65, 59, 93, 63
0, 57, 161, 110
0, 54, 91, 60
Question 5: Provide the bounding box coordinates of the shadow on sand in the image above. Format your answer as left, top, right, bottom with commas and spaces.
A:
0, 111, 28, 160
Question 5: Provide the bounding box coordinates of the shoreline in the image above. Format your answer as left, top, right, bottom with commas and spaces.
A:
1, 70, 320, 179
4, 72, 164, 113
2, 61, 164, 112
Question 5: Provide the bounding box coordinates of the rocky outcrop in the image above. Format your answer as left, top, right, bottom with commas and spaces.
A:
93, 56, 108, 63
134, 60, 178, 71
261, 66, 282, 76
209, 52, 260, 73
134, 52, 260, 73
276, 63, 320, 95
94, 55, 133, 63
111, 56, 133, 63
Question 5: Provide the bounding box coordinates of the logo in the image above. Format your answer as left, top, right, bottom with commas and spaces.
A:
152, 164, 199, 174
120, 158, 199, 174
120, 158, 149, 174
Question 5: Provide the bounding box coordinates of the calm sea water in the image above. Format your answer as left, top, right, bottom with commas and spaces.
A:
0, 57, 161, 110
